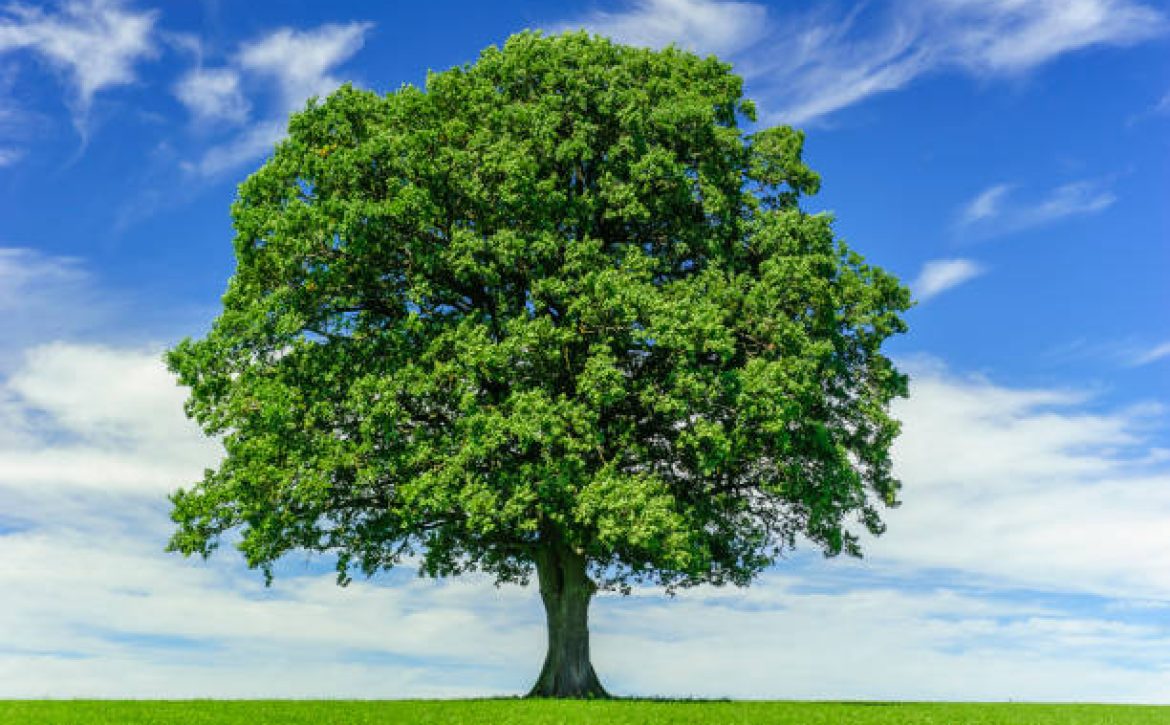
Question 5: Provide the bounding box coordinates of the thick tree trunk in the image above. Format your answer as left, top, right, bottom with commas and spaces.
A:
526, 543, 608, 698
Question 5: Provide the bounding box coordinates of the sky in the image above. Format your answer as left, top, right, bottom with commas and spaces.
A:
0, 0, 1168, 702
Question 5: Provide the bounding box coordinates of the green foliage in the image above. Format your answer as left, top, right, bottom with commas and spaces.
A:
3, 700, 1166, 725
167, 31, 912, 592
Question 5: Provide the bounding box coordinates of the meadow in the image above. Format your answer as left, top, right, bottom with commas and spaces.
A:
1, 700, 1167, 724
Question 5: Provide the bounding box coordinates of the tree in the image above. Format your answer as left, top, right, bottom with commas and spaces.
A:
166, 31, 912, 699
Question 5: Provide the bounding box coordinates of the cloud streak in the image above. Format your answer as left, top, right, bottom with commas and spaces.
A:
913, 258, 985, 301
555, 0, 1166, 125
754, 0, 1166, 124
552, 0, 767, 57
1132, 341, 1170, 366
956, 180, 1117, 238
0, 248, 117, 368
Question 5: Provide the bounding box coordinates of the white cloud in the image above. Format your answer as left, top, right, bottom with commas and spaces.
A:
0, 145, 20, 166
595, 578, 1170, 702
555, 0, 768, 57
184, 22, 373, 177
558, 0, 1165, 125
957, 179, 1117, 238
0, 532, 536, 698
173, 67, 249, 126
1132, 341, 1170, 366
238, 23, 373, 112
0, 0, 157, 130
914, 258, 985, 301
0, 344, 533, 696
874, 361, 1170, 601
11, 343, 194, 446
0, 343, 219, 494
1, 340, 1169, 700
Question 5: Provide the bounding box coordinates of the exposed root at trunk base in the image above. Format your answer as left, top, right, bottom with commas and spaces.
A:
525, 541, 610, 699
525, 662, 609, 700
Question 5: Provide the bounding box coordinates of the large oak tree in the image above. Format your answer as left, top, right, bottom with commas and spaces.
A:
167, 31, 912, 698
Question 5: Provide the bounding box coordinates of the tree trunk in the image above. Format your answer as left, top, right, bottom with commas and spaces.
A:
526, 542, 608, 698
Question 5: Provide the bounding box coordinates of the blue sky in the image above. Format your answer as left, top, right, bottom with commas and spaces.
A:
0, 0, 1168, 701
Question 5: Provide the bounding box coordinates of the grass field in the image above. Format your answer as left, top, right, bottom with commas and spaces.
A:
0, 700, 1166, 724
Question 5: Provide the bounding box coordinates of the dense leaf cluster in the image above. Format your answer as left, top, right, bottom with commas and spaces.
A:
168, 32, 911, 592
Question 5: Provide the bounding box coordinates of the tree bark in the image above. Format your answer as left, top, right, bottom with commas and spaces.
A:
526, 542, 608, 698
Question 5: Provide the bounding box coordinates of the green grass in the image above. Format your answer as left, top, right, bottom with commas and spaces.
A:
0, 700, 1166, 724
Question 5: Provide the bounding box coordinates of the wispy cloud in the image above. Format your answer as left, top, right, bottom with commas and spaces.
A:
0, 248, 115, 367
180, 22, 373, 176
0, 0, 157, 134
738, 4, 934, 126
958, 183, 1012, 225
555, 0, 1166, 125
182, 118, 284, 177
1156, 91, 1170, 116
553, 0, 767, 57
759, 0, 1167, 124
1039, 336, 1170, 372
0, 247, 195, 367
938, 0, 1167, 73
1132, 341, 1170, 366
0, 63, 38, 162
913, 258, 985, 301
956, 179, 1117, 238
1128, 88, 1170, 125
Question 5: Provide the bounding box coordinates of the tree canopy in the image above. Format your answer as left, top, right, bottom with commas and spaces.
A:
167, 31, 911, 697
